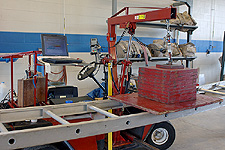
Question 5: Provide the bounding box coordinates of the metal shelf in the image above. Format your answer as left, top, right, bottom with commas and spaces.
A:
117, 56, 196, 61
137, 22, 198, 33
149, 56, 196, 62
118, 56, 197, 67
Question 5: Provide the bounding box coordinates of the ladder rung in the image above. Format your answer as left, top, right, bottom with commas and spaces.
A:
200, 88, 225, 96
217, 85, 225, 88
88, 105, 119, 118
0, 123, 8, 132
44, 110, 70, 125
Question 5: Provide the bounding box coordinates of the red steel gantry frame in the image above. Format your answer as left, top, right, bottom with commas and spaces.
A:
106, 6, 177, 146
0, 51, 42, 107
107, 6, 176, 88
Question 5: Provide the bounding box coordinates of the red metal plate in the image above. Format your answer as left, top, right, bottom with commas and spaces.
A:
109, 93, 222, 115
156, 64, 184, 69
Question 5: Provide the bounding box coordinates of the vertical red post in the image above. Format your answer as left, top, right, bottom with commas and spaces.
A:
45, 73, 48, 104
34, 52, 37, 78
13, 101, 18, 107
125, 7, 129, 15
28, 55, 31, 77
10, 56, 14, 108
33, 52, 38, 106
108, 24, 118, 87
120, 62, 127, 94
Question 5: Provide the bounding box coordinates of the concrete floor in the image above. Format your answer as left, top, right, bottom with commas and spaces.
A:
169, 105, 225, 150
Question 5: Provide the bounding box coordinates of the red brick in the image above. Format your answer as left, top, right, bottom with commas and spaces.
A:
138, 66, 197, 104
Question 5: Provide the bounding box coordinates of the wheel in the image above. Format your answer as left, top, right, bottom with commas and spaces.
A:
146, 121, 175, 150
77, 61, 96, 80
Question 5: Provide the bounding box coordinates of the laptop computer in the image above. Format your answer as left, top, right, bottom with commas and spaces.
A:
38, 34, 82, 64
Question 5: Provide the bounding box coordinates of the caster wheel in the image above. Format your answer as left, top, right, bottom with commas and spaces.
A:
146, 121, 175, 150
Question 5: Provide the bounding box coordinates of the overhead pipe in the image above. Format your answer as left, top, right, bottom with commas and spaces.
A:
112, 0, 117, 15
112, 0, 117, 34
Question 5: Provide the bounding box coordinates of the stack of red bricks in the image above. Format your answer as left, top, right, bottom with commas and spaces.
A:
138, 65, 198, 104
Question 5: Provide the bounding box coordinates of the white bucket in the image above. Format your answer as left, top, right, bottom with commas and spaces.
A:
199, 74, 205, 86
0, 82, 8, 102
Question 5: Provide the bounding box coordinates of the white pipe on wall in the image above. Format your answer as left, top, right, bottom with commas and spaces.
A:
63, 0, 66, 36
112, 0, 117, 15
210, 0, 216, 49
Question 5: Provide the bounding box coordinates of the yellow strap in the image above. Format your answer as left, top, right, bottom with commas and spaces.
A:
95, 97, 103, 100
108, 63, 113, 150
108, 63, 112, 96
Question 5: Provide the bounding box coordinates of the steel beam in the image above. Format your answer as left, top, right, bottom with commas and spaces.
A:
0, 100, 223, 149
0, 100, 123, 123
108, 7, 176, 27
88, 105, 118, 118
117, 56, 196, 62
0, 123, 8, 132
199, 88, 225, 96
217, 85, 225, 89
198, 81, 225, 92
44, 110, 70, 125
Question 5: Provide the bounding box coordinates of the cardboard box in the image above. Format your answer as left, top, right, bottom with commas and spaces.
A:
18, 77, 46, 107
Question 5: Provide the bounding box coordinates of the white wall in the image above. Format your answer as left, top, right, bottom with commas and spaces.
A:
0, 0, 64, 33
191, 0, 225, 83
192, 0, 225, 41
0, 57, 29, 94
0, 0, 225, 96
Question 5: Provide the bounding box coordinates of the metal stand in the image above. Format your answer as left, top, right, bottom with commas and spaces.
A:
220, 31, 225, 81
199, 81, 225, 96
0, 51, 42, 107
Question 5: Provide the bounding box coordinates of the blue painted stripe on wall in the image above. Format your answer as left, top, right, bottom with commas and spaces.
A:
0, 31, 223, 53
179, 39, 223, 53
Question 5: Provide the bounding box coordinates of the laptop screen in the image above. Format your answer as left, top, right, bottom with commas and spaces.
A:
41, 34, 68, 56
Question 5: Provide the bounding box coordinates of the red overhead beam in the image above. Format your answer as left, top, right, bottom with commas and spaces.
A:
107, 6, 176, 57
108, 7, 176, 27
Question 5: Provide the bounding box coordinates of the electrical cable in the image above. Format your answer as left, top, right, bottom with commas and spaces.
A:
110, 68, 120, 93
50, 68, 64, 74
48, 66, 67, 84
132, 34, 168, 53
124, 67, 132, 94
93, 64, 101, 76
32, 74, 39, 89
102, 27, 129, 49
33, 90, 39, 104
0, 90, 17, 105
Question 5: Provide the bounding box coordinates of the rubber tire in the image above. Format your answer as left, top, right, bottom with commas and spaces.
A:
146, 121, 175, 150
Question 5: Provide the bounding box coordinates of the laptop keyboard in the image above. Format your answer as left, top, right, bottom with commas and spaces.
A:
42, 58, 82, 64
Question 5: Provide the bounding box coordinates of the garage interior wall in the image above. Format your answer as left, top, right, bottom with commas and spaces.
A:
0, 0, 225, 96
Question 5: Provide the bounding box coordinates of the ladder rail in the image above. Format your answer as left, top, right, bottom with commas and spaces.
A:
0, 100, 223, 150
0, 100, 123, 123
0, 123, 8, 132
44, 109, 70, 125
199, 88, 225, 96
88, 105, 119, 118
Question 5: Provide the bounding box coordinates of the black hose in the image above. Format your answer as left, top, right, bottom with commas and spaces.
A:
111, 68, 120, 93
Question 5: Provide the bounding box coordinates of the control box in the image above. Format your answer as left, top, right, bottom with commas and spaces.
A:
90, 38, 99, 54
